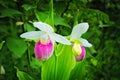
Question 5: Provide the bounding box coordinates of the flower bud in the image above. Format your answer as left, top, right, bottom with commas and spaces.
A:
75, 46, 86, 61
34, 40, 54, 61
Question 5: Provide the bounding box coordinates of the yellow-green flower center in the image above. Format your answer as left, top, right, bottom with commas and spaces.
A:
72, 43, 82, 56
40, 34, 50, 44
71, 39, 82, 44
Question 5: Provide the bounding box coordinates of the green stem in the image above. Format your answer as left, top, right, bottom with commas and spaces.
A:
49, 0, 54, 27
27, 42, 31, 67
73, 9, 79, 26
55, 54, 58, 80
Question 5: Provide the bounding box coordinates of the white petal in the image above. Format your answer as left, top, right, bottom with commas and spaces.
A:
70, 23, 89, 40
49, 33, 71, 45
33, 22, 54, 33
20, 31, 45, 39
80, 38, 92, 47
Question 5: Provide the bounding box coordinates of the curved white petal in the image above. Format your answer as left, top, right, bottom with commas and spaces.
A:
20, 31, 45, 39
70, 23, 89, 40
80, 38, 92, 47
33, 22, 54, 33
49, 33, 71, 45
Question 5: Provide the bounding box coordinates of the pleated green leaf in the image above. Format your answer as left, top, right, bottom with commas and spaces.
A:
55, 45, 75, 80
42, 45, 76, 80
69, 61, 86, 80
42, 54, 56, 80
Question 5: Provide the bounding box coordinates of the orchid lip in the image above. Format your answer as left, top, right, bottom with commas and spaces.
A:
34, 40, 54, 61
75, 46, 86, 61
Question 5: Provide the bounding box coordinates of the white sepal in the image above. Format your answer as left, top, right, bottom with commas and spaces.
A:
33, 22, 54, 33
49, 33, 71, 45
20, 31, 45, 39
70, 23, 89, 40
80, 38, 92, 47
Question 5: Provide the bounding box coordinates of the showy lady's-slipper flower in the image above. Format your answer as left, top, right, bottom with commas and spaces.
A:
20, 22, 71, 61
70, 23, 92, 61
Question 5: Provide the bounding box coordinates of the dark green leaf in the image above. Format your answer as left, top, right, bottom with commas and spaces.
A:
0, 41, 5, 50
54, 15, 70, 28
15, 67, 34, 80
34, 10, 48, 22
0, 8, 22, 18
22, 4, 35, 11
24, 23, 35, 31
30, 58, 42, 69
6, 38, 27, 58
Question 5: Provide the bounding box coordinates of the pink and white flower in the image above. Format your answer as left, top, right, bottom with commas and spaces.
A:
70, 23, 92, 61
20, 22, 71, 60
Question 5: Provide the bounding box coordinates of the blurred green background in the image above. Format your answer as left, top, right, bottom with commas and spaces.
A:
0, 0, 120, 80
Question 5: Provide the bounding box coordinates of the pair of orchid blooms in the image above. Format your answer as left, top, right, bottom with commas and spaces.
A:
20, 22, 92, 61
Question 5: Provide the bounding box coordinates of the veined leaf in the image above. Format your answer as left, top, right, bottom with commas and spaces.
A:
55, 45, 75, 80
42, 54, 56, 80
69, 61, 86, 80
55, 44, 64, 56
42, 45, 76, 80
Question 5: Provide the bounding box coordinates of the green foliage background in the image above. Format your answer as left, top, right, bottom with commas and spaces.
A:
0, 0, 120, 80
